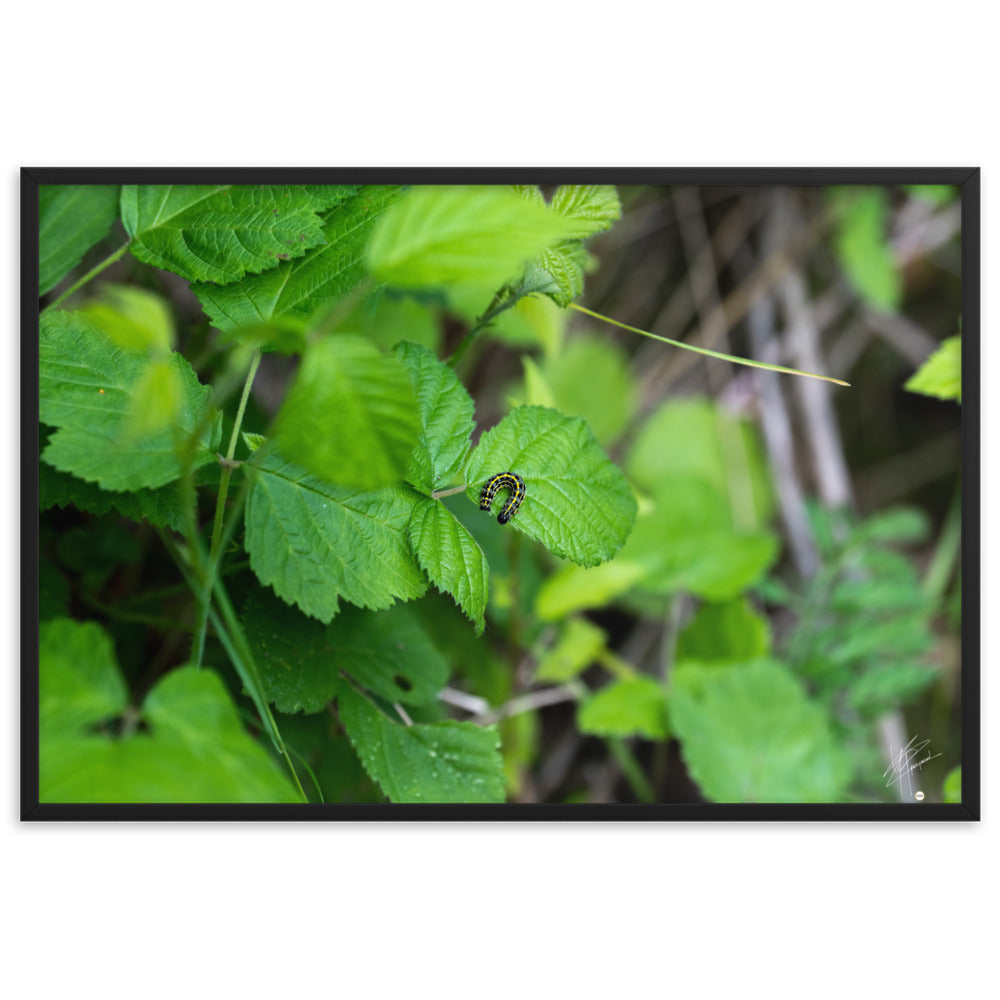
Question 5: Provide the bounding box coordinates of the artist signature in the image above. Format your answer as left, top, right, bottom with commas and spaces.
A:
883, 734, 942, 796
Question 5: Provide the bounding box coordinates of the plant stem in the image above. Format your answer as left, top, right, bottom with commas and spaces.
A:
46, 241, 131, 311
923, 484, 961, 602
607, 739, 655, 803
446, 289, 520, 369
192, 350, 262, 668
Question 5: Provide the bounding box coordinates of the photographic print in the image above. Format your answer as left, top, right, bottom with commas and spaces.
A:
22, 169, 979, 818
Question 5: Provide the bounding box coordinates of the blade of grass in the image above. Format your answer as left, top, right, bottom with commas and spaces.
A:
568, 302, 850, 387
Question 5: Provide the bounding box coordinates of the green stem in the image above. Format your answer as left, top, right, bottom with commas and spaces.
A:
607, 739, 655, 803
46, 241, 131, 311
446, 289, 520, 369
923, 484, 961, 602
568, 302, 851, 387
431, 485, 469, 499
192, 350, 262, 668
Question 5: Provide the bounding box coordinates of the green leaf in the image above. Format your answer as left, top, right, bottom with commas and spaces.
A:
120, 184, 344, 284
521, 242, 588, 306
408, 497, 489, 634
40, 310, 218, 491
491, 293, 567, 357
578, 675, 670, 740
346, 293, 441, 354
905, 336, 961, 402
539, 335, 638, 445
627, 398, 774, 531
40, 618, 127, 734
942, 765, 961, 803
244, 587, 448, 713
831, 187, 902, 312
338, 684, 505, 803
676, 598, 771, 664
393, 340, 475, 493
536, 617, 608, 682
519, 356, 557, 409
40, 435, 188, 532
39, 185, 120, 296
78, 284, 175, 354
549, 185, 622, 239
192, 186, 403, 333
535, 560, 647, 621
670, 660, 850, 802
39, 619, 298, 803
622, 480, 779, 601
273, 334, 420, 491
244, 446, 427, 623
465, 406, 637, 567
367, 185, 579, 295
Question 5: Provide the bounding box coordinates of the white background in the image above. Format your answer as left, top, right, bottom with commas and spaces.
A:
3, 3, 995, 997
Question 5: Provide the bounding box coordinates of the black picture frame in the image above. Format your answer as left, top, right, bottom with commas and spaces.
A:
21, 167, 980, 821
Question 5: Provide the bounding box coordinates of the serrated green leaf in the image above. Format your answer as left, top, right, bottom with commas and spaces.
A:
40, 620, 299, 803
244, 447, 427, 623
627, 398, 774, 531
40, 434, 188, 531
124, 357, 183, 438
847, 661, 939, 714
578, 675, 670, 740
905, 336, 961, 402
78, 284, 174, 354
407, 497, 489, 634
465, 406, 636, 567
536, 617, 607, 682
676, 598, 771, 664
192, 186, 403, 334
338, 684, 505, 803
40, 310, 218, 491
392, 340, 475, 493
851, 506, 931, 545
120, 184, 336, 284
39, 185, 120, 296
244, 587, 448, 713
670, 660, 850, 802
549, 185, 622, 239
367, 185, 580, 295
521, 243, 588, 306
831, 187, 902, 312
540, 335, 637, 446
273, 334, 420, 491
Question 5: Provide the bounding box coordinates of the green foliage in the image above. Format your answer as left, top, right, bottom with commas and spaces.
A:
578, 676, 670, 740
515, 185, 622, 306
338, 684, 505, 803
676, 598, 771, 664
905, 184, 957, 206
243, 445, 427, 624
367, 185, 580, 300
393, 340, 475, 493
39, 185, 120, 295
40, 618, 299, 803
465, 405, 637, 567
670, 660, 850, 802
121, 184, 351, 283
514, 334, 638, 446
273, 334, 420, 490
536, 617, 607, 682
192, 186, 402, 335
40, 310, 219, 491
942, 766, 961, 803
408, 497, 489, 635
830, 187, 902, 311
244, 587, 448, 713
905, 336, 961, 402
79, 284, 175, 354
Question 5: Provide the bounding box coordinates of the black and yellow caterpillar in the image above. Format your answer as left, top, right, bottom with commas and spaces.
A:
479, 472, 526, 525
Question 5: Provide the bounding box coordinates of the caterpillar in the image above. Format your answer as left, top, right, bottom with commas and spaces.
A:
479, 472, 526, 525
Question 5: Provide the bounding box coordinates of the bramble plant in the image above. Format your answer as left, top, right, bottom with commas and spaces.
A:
37, 181, 956, 805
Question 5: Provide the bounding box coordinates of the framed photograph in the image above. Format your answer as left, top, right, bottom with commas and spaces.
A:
21, 168, 979, 819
